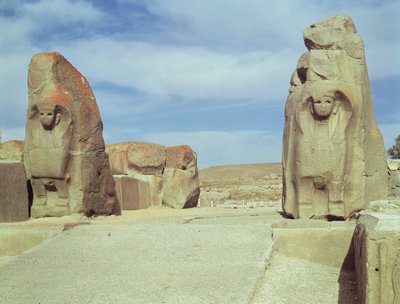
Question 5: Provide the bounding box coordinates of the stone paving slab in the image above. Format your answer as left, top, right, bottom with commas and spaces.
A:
0, 211, 274, 304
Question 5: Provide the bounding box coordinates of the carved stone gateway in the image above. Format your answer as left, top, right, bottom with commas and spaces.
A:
282, 14, 388, 219
24, 52, 117, 218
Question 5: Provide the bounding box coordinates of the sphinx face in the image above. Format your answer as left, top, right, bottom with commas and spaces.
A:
312, 96, 335, 120
38, 107, 56, 130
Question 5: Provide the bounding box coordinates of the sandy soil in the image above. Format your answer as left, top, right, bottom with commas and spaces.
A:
199, 163, 282, 207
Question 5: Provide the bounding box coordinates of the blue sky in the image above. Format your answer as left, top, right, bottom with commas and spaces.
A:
0, 0, 399, 168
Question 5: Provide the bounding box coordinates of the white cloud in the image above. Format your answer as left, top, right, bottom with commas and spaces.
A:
139, 130, 282, 168
55, 38, 295, 103
19, 0, 104, 25
0, 0, 398, 169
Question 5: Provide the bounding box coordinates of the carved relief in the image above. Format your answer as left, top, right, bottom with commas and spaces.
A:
282, 14, 387, 219
25, 102, 72, 207
354, 217, 400, 304
295, 89, 353, 217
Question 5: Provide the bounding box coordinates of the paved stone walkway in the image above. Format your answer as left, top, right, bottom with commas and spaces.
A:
0, 209, 276, 304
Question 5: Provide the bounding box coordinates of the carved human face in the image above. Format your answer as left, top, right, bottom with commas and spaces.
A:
312, 96, 335, 120
38, 106, 57, 129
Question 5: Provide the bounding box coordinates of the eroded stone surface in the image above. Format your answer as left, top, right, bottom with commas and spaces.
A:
107, 142, 200, 209
0, 161, 29, 222
354, 211, 400, 304
113, 175, 151, 210
24, 52, 117, 218
282, 14, 387, 219
107, 141, 166, 175
163, 168, 200, 209
166, 145, 197, 173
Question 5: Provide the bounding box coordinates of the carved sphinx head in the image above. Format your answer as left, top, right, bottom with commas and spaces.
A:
30, 102, 61, 130
311, 95, 335, 120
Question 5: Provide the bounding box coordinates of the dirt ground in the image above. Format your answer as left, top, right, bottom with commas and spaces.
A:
199, 163, 283, 206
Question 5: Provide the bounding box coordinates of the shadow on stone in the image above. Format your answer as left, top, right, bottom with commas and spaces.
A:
337, 233, 358, 304
27, 180, 33, 218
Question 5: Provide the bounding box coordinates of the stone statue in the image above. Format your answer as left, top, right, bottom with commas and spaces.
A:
282, 14, 388, 219
25, 102, 72, 207
294, 87, 353, 217
24, 52, 117, 218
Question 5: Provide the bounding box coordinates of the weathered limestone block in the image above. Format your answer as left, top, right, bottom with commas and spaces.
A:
166, 145, 198, 173
106, 142, 165, 209
163, 145, 200, 208
354, 210, 400, 304
24, 52, 117, 218
388, 159, 400, 198
163, 168, 200, 209
132, 173, 163, 207
282, 14, 387, 219
0, 161, 29, 222
107, 142, 200, 209
107, 141, 166, 175
113, 175, 151, 210
0, 140, 24, 161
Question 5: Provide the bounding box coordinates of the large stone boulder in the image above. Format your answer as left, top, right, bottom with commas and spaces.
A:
0, 161, 29, 222
24, 52, 117, 218
163, 145, 200, 208
0, 140, 24, 161
282, 14, 388, 219
107, 142, 200, 209
107, 141, 166, 175
165, 145, 197, 173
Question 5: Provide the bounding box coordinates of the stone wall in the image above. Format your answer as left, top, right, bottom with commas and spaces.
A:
107, 142, 200, 210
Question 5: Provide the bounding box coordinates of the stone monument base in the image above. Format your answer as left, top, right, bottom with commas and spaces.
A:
354, 209, 400, 303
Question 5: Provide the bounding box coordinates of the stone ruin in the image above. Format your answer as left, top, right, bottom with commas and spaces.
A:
106, 142, 200, 210
23, 52, 117, 218
282, 14, 388, 220
0, 12, 398, 304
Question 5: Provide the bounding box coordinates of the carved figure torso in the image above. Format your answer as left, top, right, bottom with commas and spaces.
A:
26, 102, 72, 179
294, 91, 353, 203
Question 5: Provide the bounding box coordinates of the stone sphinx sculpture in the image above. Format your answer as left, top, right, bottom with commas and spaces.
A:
282, 14, 388, 219
25, 102, 72, 207
24, 52, 117, 218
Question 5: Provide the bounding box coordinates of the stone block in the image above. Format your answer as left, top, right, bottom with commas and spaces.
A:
113, 175, 162, 210
107, 142, 166, 175
0, 161, 29, 222
354, 211, 400, 303
272, 220, 355, 269
162, 168, 200, 209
